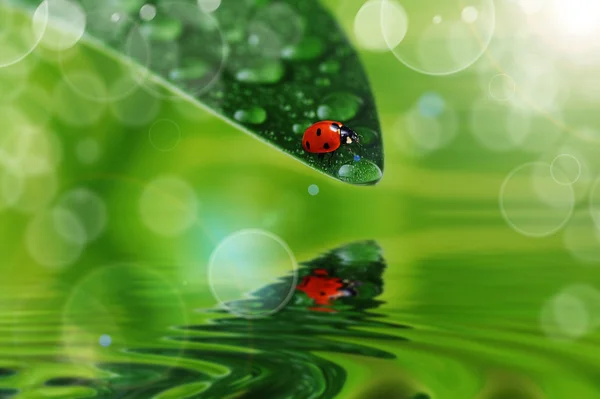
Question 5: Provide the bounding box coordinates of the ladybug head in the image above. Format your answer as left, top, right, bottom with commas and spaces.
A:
340, 125, 360, 146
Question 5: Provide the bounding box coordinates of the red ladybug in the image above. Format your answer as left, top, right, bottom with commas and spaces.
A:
296, 268, 358, 307
302, 120, 360, 155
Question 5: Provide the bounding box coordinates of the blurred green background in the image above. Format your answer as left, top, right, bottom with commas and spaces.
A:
2, 0, 600, 397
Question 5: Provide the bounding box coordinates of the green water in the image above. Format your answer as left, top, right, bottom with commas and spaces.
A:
3, 0, 600, 397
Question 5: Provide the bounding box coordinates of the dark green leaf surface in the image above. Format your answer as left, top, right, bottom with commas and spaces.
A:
12, 0, 384, 184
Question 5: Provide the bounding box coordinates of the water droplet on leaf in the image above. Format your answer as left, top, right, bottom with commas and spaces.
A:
315, 77, 330, 87
234, 107, 267, 125
319, 60, 340, 74
317, 92, 363, 121
293, 121, 311, 135
281, 36, 324, 61
235, 61, 284, 84
169, 61, 210, 81
338, 159, 382, 184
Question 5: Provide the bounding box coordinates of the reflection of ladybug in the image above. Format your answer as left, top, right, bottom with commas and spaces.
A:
302, 120, 360, 154
296, 268, 358, 306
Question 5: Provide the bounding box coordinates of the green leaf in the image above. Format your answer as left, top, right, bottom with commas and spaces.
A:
10, 0, 384, 185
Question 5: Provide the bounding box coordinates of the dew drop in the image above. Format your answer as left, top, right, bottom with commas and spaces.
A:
317, 92, 363, 121
248, 3, 304, 58
293, 121, 311, 135
308, 184, 319, 196
338, 159, 382, 184
315, 77, 330, 87
319, 60, 340, 74
169, 61, 210, 82
281, 37, 324, 61
234, 107, 267, 125
235, 61, 284, 84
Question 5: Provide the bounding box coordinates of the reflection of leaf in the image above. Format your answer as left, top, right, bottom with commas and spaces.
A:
249, 240, 387, 312
159, 240, 409, 398
10, 0, 384, 185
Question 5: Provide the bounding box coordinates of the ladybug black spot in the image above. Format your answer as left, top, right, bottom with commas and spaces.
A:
320, 292, 326, 296
323, 143, 330, 150
316, 128, 321, 136
306, 141, 311, 150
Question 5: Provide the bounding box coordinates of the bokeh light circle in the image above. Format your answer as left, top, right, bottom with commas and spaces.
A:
516, 0, 543, 15
381, 0, 496, 75
564, 211, 600, 264
500, 162, 575, 237
75, 138, 101, 164
140, 0, 228, 99
308, 184, 319, 196
550, 154, 581, 186
461, 6, 479, 23
149, 119, 181, 151
208, 229, 298, 319
61, 263, 188, 380
541, 285, 600, 341
109, 80, 160, 127
56, 188, 107, 244
198, 0, 221, 13
57, 10, 149, 102
26, 208, 85, 268
14, 171, 58, 214
0, 0, 48, 68
489, 73, 516, 101
588, 177, 600, 232
469, 98, 518, 151
353, 0, 407, 52
52, 72, 107, 126
33, 0, 86, 51
139, 4, 156, 21
139, 175, 198, 237
394, 92, 458, 156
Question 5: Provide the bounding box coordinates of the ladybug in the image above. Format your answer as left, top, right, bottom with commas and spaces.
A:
296, 268, 359, 307
302, 120, 360, 156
